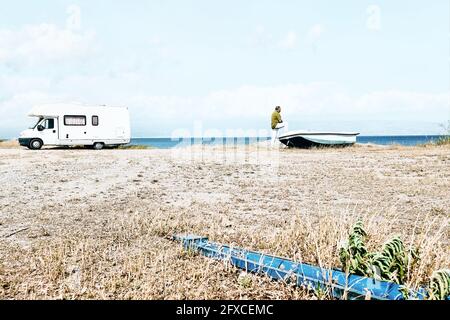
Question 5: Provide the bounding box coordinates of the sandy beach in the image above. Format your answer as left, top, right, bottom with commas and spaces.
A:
0, 143, 449, 299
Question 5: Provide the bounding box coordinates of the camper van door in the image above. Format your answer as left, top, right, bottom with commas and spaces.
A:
60, 115, 88, 141
40, 118, 58, 145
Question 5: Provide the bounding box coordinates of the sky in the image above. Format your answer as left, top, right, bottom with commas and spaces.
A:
0, 0, 449, 137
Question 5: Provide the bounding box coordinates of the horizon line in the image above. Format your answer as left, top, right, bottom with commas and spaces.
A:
2, 133, 448, 140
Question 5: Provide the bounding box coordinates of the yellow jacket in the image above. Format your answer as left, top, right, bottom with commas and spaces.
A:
271, 111, 282, 129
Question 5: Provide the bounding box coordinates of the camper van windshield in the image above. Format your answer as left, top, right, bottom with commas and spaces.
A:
29, 117, 43, 129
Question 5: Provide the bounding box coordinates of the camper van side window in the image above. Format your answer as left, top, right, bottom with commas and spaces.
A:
64, 115, 86, 126
92, 116, 99, 126
45, 119, 54, 129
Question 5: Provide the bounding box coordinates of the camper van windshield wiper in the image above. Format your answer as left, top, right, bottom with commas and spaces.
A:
29, 117, 43, 129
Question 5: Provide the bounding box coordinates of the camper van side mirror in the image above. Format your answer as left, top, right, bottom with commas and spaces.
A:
37, 125, 45, 131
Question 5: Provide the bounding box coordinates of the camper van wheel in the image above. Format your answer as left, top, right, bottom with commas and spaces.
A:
93, 142, 104, 150
29, 139, 43, 150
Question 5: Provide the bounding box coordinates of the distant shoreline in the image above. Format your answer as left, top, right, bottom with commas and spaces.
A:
128, 135, 448, 149
2, 134, 447, 140
130, 134, 447, 139
1, 134, 448, 149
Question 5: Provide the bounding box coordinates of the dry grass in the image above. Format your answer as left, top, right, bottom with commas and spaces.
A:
0, 139, 152, 150
420, 135, 450, 147
0, 146, 448, 299
265, 210, 449, 296
433, 136, 450, 146
117, 144, 153, 150
0, 210, 314, 299
0, 207, 447, 299
0, 139, 19, 149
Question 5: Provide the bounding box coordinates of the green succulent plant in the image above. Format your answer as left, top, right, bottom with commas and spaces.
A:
339, 220, 371, 276
337, 221, 450, 300
369, 237, 419, 284
428, 269, 450, 300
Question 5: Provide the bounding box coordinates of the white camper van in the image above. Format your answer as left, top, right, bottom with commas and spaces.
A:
18, 104, 131, 150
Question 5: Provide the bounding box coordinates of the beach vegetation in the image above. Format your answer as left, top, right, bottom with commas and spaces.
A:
340, 221, 449, 299
117, 144, 153, 150
434, 135, 450, 146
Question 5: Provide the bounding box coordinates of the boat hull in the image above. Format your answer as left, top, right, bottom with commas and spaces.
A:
279, 132, 359, 148
173, 234, 431, 300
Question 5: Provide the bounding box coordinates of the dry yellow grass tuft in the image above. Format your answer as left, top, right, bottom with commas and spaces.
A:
117, 144, 153, 150
0, 139, 19, 149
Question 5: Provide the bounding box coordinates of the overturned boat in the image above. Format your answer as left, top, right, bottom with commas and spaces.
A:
279, 130, 360, 148
173, 234, 432, 300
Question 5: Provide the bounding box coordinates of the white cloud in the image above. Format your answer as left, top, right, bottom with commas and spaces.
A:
0, 24, 95, 65
1, 91, 62, 131
307, 24, 325, 42
252, 27, 298, 50
0, 5, 95, 66
254, 26, 325, 51
126, 83, 448, 124
250, 25, 273, 47
148, 35, 162, 46
366, 5, 382, 31
355, 91, 448, 119
278, 31, 297, 49
0, 74, 52, 94
1, 74, 448, 137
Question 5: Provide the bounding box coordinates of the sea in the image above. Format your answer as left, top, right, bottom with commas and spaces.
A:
130, 135, 445, 149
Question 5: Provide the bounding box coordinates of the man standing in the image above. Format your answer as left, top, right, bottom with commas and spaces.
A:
271, 106, 284, 146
